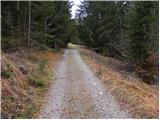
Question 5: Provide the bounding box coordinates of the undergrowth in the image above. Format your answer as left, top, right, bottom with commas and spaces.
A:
28, 73, 46, 87
80, 48, 159, 119
1, 50, 62, 119
38, 59, 48, 73
1, 62, 14, 79
28, 59, 49, 87
1, 70, 13, 78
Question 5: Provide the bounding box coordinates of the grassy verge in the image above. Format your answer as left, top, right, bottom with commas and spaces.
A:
79, 48, 159, 119
1, 50, 62, 118
26, 50, 62, 118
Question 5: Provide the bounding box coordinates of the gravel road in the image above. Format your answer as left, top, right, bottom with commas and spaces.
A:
38, 49, 129, 119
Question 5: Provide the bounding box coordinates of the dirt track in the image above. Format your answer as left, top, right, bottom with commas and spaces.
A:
38, 49, 129, 119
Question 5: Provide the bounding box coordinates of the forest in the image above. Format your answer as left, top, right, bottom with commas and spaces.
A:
75, 1, 159, 84
2, 1, 73, 51
2, 1, 158, 83
1, 1, 159, 119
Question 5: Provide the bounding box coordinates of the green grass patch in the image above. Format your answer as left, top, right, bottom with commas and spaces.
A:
28, 73, 46, 87
2, 96, 15, 102
38, 59, 48, 73
79, 51, 87, 57
1, 70, 13, 79
15, 104, 37, 119
28, 59, 50, 87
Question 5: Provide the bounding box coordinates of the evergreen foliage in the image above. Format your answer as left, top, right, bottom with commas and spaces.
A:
1, 1, 159, 83
76, 1, 158, 62
75, 1, 158, 83
1, 1, 73, 51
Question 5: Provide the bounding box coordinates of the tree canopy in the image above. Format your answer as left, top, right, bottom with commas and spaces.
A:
2, 1, 75, 51
1, 1, 159, 83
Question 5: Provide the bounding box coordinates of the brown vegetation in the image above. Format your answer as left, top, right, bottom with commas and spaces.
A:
135, 52, 159, 84
80, 48, 159, 119
1, 50, 62, 118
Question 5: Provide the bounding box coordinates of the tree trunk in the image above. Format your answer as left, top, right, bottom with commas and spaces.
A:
55, 41, 57, 52
120, 16, 123, 41
28, 1, 31, 52
44, 18, 47, 46
17, 1, 21, 47
23, 7, 27, 47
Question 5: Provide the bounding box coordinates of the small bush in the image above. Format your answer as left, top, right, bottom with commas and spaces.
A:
135, 52, 159, 84
38, 59, 48, 73
2, 96, 15, 102
28, 74, 45, 87
1, 70, 12, 78
15, 104, 36, 119
27, 55, 38, 63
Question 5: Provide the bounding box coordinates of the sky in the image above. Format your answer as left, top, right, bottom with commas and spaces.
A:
69, 0, 82, 19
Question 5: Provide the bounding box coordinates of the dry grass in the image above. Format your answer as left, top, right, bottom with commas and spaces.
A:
1, 50, 62, 118
29, 50, 62, 118
80, 48, 159, 119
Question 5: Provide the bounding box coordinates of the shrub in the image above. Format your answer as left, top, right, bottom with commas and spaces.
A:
27, 55, 38, 63
28, 74, 45, 87
38, 59, 48, 73
135, 52, 159, 84
1, 70, 12, 79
